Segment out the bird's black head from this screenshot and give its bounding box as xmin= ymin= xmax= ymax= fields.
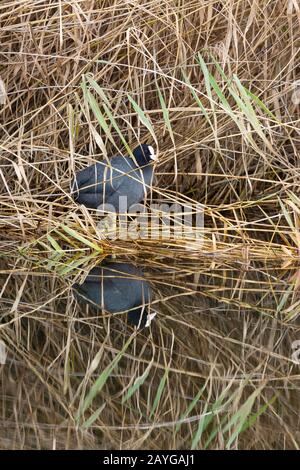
xmin=128 ymin=307 xmax=156 ymax=329
xmin=132 ymin=144 xmax=157 ymax=166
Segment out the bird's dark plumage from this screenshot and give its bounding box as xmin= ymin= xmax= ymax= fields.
xmin=71 ymin=144 xmax=157 ymax=210
xmin=73 ymin=262 xmax=155 ymax=328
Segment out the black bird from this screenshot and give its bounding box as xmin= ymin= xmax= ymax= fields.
xmin=71 ymin=144 xmax=157 ymax=211
xmin=73 ymin=262 xmax=156 ymax=328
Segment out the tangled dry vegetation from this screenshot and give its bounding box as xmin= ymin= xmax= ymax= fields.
xmin=0 ymin=0 xmax=300 ymax=450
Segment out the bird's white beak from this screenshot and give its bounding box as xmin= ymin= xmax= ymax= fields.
xmin=145 ymin=311 xmax=157 ymax=327
xmin=148 ymin=145 xmax=158 ymax=162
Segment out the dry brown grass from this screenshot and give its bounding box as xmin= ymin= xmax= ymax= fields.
xmin=0 ymin=0 xmax=300 ymax=450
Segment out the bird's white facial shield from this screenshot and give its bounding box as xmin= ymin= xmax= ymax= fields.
xmin=145 ymin=311 xmax=157 ymax=327
xmin=148 ymin=145 xmax=158 ymax=161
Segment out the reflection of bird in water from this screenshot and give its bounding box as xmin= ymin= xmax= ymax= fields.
xmin=73 ymin=262 xmax=156 ymax=329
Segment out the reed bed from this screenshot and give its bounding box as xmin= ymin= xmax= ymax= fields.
xmin=0 ymin=0 xmax=300 ymax=449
